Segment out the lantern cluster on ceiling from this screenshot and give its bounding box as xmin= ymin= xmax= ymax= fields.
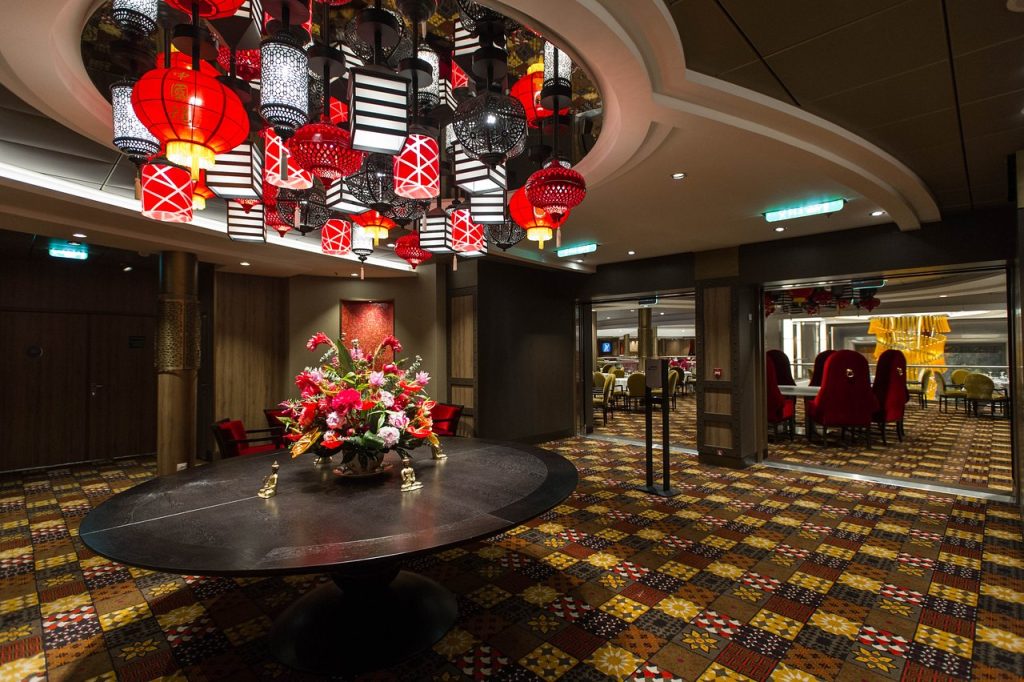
xmin=106 ymin=0 xmax=588 ymax=275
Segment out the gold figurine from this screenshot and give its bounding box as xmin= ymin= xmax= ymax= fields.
xmin=258 ymin=461 xmax=280 ymax=498
xmin=428 ymin=433 xmax=447 ymax=461
xmin=400 ymin=455 xmax=423 ymax=492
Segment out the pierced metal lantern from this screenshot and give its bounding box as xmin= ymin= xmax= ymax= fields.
xmin=343 ymin=8 xmax=409 ymax=67
xmin=383 ymin=197 xmax=429 ymax=223
xmin=111 ymin=0 xmax=158 ymax=36
xmin=541 ymin=42 xmax=572 ymax=111
xmin=484 ymin=221 xmax=526 ymax=251
xmin=351 ymin=223 xmax=375 ymax=275
xmin=394 ymin=231 xmax=432 ymax=269
xmin=349 ymin=67 xmax=411 ymax=155
xmin=452 ymin=90 xmax=527 ymax=167
xmin=277 ymin=177 xmax=330 ymax=233
xmin=110 ymin=80 xmax=159 ymax=164
xmin=414 ymin=46 xmax=441 ymax=112
xmin=260 ymin=31 xmax=309 ymax=138
xmin=321 ymin=218 xmax=352 ymax=255
xmin=347 ymin=152 xmax=398 ymax=212
xmin=227 ymin=200 xmax=267 ymax=243
xmin=166 ymin=0 xmax=245 ymax=19
xmin=287 ymin=122 xmax=365 ymax=181
xmin=525 ymin=159 xmax=586 ymax=221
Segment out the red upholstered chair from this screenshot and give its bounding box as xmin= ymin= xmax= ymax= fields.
xmin=263 ymin=408 xmax=289 ymax=448
xmin=806 ymin=350 xmax=879 ymax=446
xmin=872 ymin=349 xmax=909 ymax=444
xmin=430 ymin=403 xmax=464 ymax=437
xmin=766 ymin=359 xmax=795 ymax=440
xmin=809 ymin=350 xmax=836 ymax=387
xmin=211 ymin=419 xmax=280 ymax=459
xmin=766 ymin=350 xmax=796 ymax=386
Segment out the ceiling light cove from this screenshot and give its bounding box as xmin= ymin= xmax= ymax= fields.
xmin=555 ymin=242 xmax=598 ymax=258
xmin=764 ymin=199 xmax=845 ymax=223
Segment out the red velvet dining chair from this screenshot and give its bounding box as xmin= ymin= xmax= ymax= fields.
xmin=430 ymin=403 xmax=464 ymax=437
xmin=766 ymin=349 xmax=796 ymax=387
xmin=872 ymin=349 xmax=909 ymax=444
xmin=809 ymin=350 xmax=836 ymax=387
xmin=263 ymin=408 xmax=290 ymax=448
xmin=766 ymin=360 xmax=795 ymax=440
xmin=806 ymin=350 xmax=879 ymax=447
xmin=210 ymin=419 xmax=281 ymax=459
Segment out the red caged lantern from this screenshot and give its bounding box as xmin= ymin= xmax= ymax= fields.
xmin=394 ymin=232 xmax=433 ymax=269
xmin=449 ymin=208 xmax=485 ymax=253
xmin=524 ymin=159 xmax=586 ymax=222
xmin=263 ymin=128 xmax=313 ymax=190
xmin=511 ymin=64 xmax=568 ymax=128
xmin=141 ymin=159 xmax=193 ymax=223
xmin=165 ymin=0 xmax=245 ymax=19
xmin=287 ymin=122 xmax=365 ymax=182
xmin=132 ymin=66 xmax=249 ymax=178
xmin=393 ymin=133 xmax=440 ymax=200
xmin=321 ymin=218 xmax=352 ymax=255
xmin=509 ymin=186 xmax=565 ymax=249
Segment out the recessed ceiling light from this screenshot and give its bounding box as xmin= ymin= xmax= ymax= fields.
xmin=774 ymin=226 xmax=786 ymax=233
xmin=68 ymin=240 xmax=82 ymax=246
xmin=659 ymin=312 xmax=665 ymax=315
xmin=122 ymin=265 xmax=133 ymax=272
xmin=386 ymin=242 xmax=395 ymax=248
xmin=240 ymin=261 xmax=250 ymax=267
xmin=870 ymin=210 xmax=886 ymax=217
xmin=671 ymin=172 xmax=687 ymax=181
xmin=627 ymin=250 xmax=636 ymax=255
xmin=629 ymin=309 xmax=634 ymax=312
xmin=575 ymin=259 xmax=583 ymax=263
xmin=350 ymin=273 xmax=359 ymax=277
xmin=72 ymin=232 xmax=87 ymax=239
xmin=939 ymin=294 xmax=948 ymax=298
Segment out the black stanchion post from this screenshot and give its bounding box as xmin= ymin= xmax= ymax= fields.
xmin=644 ymin=384 xmax=654 ymax=489
xmin=641 ymin=357 xmax=680 ymax=498
xmin=661 ymin=358 xmax=671 ymax=493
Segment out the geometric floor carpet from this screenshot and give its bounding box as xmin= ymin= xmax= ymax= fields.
xmin=2 ymin=438 xmax=1023 ymax=680
xmin=593 ymin=398 xmax=1014 ymax=494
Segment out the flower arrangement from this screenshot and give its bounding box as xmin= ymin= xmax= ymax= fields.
xmin=280 ymin=331 xmax=437 ymax=472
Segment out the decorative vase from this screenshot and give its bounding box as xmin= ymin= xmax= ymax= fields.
xmin=311 ymin=447 xmax=334 ymax=469
xmin=335 ymin=447 xmax=389 ymax=478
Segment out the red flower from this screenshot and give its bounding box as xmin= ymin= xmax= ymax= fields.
xmin=361 ymin=399 xmax=377 ymax=411
xmin=382 ymin=363 xmax=400 ymax=375
xmin=295 ymin=371 xmax=320 ymax=399
xmin=321 ymin=431 xmax=343 ymax=449
xmin=298 ymin=403 xmax=317 ymax=428
xmin=306 ymin=332 xmax=332 ymax=352
xmin=380 ymin=335 xmax=403 ymax=353
xmin=399 ymin=380 xmax=421 ymax=393
xmin=331 ymin=388 xmax=362 ymax=413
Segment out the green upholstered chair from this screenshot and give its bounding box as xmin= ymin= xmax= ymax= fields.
xmin=652 ymin=370 xmax=680 ymax=409
xmin=593 ymin=373 xmax=616 ymax=424
xmin=626 ymin=373 xmax=646 ymax=410
xmin=906 ymin=369 xmax=932 ymax=408
xmin=933 ymin=372 xmax=967 ymax=412
xmin=613 ymin=367 xmax=626 ymax=378
xmin=949 ymin=368 xmax=970 ymax=389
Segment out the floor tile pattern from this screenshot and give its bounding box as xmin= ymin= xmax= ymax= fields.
xmin=0 ymin=439 xmax=1022 ymax=680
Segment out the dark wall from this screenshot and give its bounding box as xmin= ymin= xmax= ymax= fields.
xmin=580 ymin=252 xmax=696 ymax=301
xmin=739 ymin=208 xmax=1015 ymax=284
xmin=476 ymin=260 xmax=584 ymax=442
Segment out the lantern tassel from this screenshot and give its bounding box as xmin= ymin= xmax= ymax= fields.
xmin=452 ymin=256 xmax=458 ymax=272
xmin=538 ymin=239 xmax=545 ymax=250
xmin=360 ymin=265 xmax=365 ymax=280
xmin=556 ymin=230 xmax=561 ymax=248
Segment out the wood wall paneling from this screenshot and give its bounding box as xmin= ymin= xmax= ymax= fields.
xmin=213 ymin=273 xmax=288 ymax=440
xmin=448 ymin=292 xmax=476 ymax=437
xmin=704 ymin=388 xmax=732 ymax=416
xmin=703 ymin=286 xmax=731 ymax=381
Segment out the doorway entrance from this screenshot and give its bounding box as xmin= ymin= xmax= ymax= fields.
xmin=761 ymin=268 xmax=1013 ymax=499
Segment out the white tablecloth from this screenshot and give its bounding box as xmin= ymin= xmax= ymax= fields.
xmin=778 ymin=385 xmax=819 ymax=398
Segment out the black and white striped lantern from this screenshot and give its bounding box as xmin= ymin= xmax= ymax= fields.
xmin=226 ymin=201 xmax=266 ymax=243
xmin=207 ymin=143 xmax=260 ymax=201
xmin=348 ymin=66 xmax=411 ymax=155
xmin=453 ymin=142 xmax=506 ymax=195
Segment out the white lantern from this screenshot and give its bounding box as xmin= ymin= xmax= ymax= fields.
xmin=349 ymin=67 xmax=411 ymax=155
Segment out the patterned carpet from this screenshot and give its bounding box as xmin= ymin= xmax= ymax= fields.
xmin=592 ymin=396 xmax=1013 ymax=494
xmin=2 ymin=441 xmax=1024 ymax=681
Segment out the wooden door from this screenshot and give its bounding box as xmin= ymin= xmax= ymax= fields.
xmin=87 ymin=315 xmax=157 ymax=458
xmin=0 ymin=311 xmax=89 ymax=469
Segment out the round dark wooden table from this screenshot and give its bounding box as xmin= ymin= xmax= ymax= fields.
xmin=79 ymin=438 xmax=578 ymax=676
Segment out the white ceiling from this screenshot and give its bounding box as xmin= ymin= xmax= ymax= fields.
xmin=0 ymin=0 xmax=944 ymax=275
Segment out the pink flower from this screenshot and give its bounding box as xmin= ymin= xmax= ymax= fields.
xmin=378 ymin=426 xmax=400 ymax=447
xmin=350 ymin=347 xmax=365 ymax=362
xmin=415 ymin=371 xmax=430 ymax=386
xmin=382 ymin=363 xmax=400 ymax=375
xmin=388 ymin=411 xmax=409 ymax=429
xmin=369 ymin=371 xmax=385 ymax=387
xmin=380 ymin=335 xmax=403 ymax=354
xmin=331 ymin=388 xmax=362 ymax=413
xmin=379 ymin=391 xmax=395 ymax=408
xmin=306 ymin=332 xmax=331 ymax=352
xmin=295 ymin=371 xmax=320 ymax=399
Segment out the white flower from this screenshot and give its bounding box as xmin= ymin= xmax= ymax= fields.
xmin=378 ymin=426 xmax=400 ymax=447
xmin=326 ymin=412 xmax=341 ymax=429
xmin=389 ymin=412 xmax=409 ymax=429
xmin=379 ymin=391 xmax=395 ymax=408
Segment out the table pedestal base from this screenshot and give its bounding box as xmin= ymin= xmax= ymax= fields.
xmin=268 ymin=566 xmax=457 ymax=676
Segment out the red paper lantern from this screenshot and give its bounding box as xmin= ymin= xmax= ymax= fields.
xmin=450 ymin=208 xmax=484 ymax=253
xmin=132 ymin=67 xmax=249 ymax=177
xmin=509 ymin=186 xmax=565 ymax=248
xmin=393 ymin=133 xmax=440 ymax=200
xmin=156 ymin=52 xmax=220 ymax=76
xmin=352 ymin=210 xmax=396 ymax=242
xmin=262 ymin=128 xmax=313 ymax=190
xmin=394 ymin=232 xmax=433 ymax=269
xmin=524 ymin=159 xmax=586 ymax=222
xmin=141 ymin=160 xmax=193 ymax=223
xmin=321 ymin=219 xmax=353 ymax=255
xmin=511 ymin=65 xmax=568 ymax=128
xmin=287 ymin=122 xmax=365 ymax=182
xmin=328 ymin=97 xmax=349 ymax=125
xmin=192 ymin=170 xmax=215 ymax=210
xmin=217 ymin=47 xmax=261 ymax=81
xmin=165 ymin=0 xmax=245 ymax=19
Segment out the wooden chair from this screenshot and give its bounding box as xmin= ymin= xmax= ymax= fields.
xmin=211 ymin=419 xmax=280 ymax=459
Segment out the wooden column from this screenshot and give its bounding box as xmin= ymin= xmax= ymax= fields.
xmin=156 ymin=252 xmax=199 ymax=475
xmin=1013 ymin=152 xmax=1024 ymax=510
xmin=637 ymin=308 xmax=655 ymax=361
xmin=694 ymin=249 xmax=765 ymax=468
